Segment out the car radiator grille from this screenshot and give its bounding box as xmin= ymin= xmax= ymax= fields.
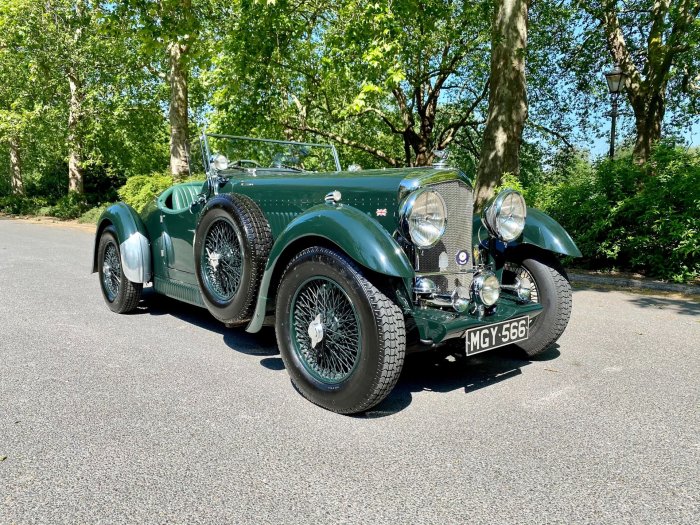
xmin=415 ymin=180 xmax=474 ymax=294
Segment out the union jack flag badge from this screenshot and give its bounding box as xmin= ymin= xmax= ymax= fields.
xmin=376 ymin=209 xmax=387 ymax=217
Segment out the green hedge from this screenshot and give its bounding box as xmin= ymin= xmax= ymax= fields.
xmin=0 ymin=195 xmax=50 ymax=215
xmin=0 ymin=193 xmax=92 ymax=219
xmin=117 ymin=173 xmax=174 ymax=213
xmin=524 ymin=145 xmax=699 ymax=283
xmin=0 ymin=172 xmax=177 ymax=219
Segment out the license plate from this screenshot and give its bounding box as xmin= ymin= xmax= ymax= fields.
xmin=465 ymin=317 xmax=529 ymax=356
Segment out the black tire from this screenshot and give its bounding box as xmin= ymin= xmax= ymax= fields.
xmin=503 ymin=250 xmax=572 ymax=357
xmin=97 ymin=226 xmax=142 ymax=313
xmin=194 ymin=193 xmax=272 ymax=325
xmin=275 ymin=247 xmax=406 ymax=414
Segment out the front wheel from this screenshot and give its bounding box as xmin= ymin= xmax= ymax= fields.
xmin=275 ymin=247 xmax=406 ymax=414
xmin=502 ymin=250 xmax=572 ymax=357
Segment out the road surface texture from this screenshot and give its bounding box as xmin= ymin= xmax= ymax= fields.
xmin=1 ymin=218 xmax=698 ymax=524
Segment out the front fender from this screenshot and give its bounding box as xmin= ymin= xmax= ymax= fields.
xmin=473 ymin=207 xmax=582 ymax=257
xmin=246 ymin=203 xmax=413 ymax=333
xmin=92 ymin=202 xmax=152 ymax=283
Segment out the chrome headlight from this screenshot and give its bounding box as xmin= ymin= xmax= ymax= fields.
xmin=482 ymin=189 xmax=526 ymax=242
xmin=472 ymin=271 xmax=500 ymax=306
xmin=400 ymin=189 xmax=447 ymax=248
xmin=211 ymin=154 xmax=229 ymax=171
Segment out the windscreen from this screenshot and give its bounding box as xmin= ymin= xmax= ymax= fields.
xmin=204 ymin=134 xmax=339 ymax=173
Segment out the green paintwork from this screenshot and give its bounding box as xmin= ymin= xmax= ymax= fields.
xmin=268 ymin=203 xmax=413 ymax=278
xmin=94 ymin=161 xmax=577 ymax=345
xmin=218 ymin=166 xmax=471 ymax=238
xmin=412 ymin=295 xmax=543 ymax=343
xmin=155 ymin=182 xmax=207 ymax=278
xmin=244 ymin=202 xmax=414 ymax=333
xmin=472 ymin=207 xmax=582 ymax=257
xmin=521 ymin=208 xmax=582 ymax=257
xmin=92 ymin=202 xmax=150 ymax=274
xmin=153 ymin=277 xmax=205 ymax=307
xmin=141 ymin=169 xmax=462 ymax=281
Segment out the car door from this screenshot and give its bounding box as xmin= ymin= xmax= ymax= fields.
xmin=156 ymin=184 xmax=205 ymax=283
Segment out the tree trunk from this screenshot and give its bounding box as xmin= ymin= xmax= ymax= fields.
xmin=9 ymin=136 xmax=23 ymax=195
xmin=169 ymin=42 xmax=189 ymax=180
xmin=403 ymin=128 xmax=434 ymax=167
xmin=413 ymin=146 xmax=434 ymax=166
xmin=475 ymin=0 xmax=529 ymax=210
xmin=631 ymin=92 xmax=665 ymax=163
xmin=67 ymin=71 xmax=84 ymax=194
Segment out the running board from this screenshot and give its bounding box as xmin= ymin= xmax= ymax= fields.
xmin=153 ymin=277 xmax=205 ymax=308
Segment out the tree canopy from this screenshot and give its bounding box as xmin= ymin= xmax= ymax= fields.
xmin=0 ymin=0 xmax=698 ymax=194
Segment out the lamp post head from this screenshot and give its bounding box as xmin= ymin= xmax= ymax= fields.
xmin=604 ymin=63 xmax=626 ymax=94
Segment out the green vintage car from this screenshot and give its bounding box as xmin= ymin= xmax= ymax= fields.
xmin=92 ymin=133 xmax=580 ymax=414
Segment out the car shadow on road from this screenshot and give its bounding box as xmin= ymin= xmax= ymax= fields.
xmin=362 ymin=345 xmax=560 ymax=418
xmin=139 ymin=289 xmax=279 ymax=357
xmin=138 ymin=288 xmax=560 ymax=417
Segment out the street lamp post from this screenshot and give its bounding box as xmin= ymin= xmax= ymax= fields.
xmin=604 ymin=63 xmax=626 ymax=158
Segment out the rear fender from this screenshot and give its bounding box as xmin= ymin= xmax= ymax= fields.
xmin=246 ymin=203 xmax=413 ymax=333
xmin=92 ymin=202 xmax=152 ymax=283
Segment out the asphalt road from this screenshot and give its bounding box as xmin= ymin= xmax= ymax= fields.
xmin=1 ymin=218 xmax=698 ymax=525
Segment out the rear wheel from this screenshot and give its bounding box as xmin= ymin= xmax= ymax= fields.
xmin=502 ymin=250 xmax=572 ymax=357
xmin=97 ymin=227 xmax=142 ymax=313
xmin=275 ymin=247 xmax=406 ymax=414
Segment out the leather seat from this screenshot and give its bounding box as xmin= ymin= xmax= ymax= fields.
xmin=170 ymin=183 xmax=202 ymax=211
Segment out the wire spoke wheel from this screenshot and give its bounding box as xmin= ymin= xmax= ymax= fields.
xmin=102 ymin=242 xmax=121 ymax=302
xmin=97 ymin=227 xmax=142 ymax=314
xmin=504 ymin=262 xmax=540 ymax=326
xmin=276 ymin=247 xmax=406 ymax=413
xmin=201 ymin=218 xmax=243 ymax=302
xmin=504 ymin=262 xmax=540 ymax=303
xmin=291 ymin=277 xmax=361 ymax=384
xmin=502 ymin=252 xmax=572 ymax=357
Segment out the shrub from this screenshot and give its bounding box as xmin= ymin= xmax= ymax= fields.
xmin=117 ymin=173 xmax=174 ymax=213
xmin=49 ymin=193 xmax=92 ymax=219
xmin=494 ymin=172 xmax=526 ymax=194
xmin=78 ymin=202 xmax=115 ymax=224
xmin=527 ymin=145 xmax=699 ymax=283
xmin=0 ymin=195 xmax=50 ymax=215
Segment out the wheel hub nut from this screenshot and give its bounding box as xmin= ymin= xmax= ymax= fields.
xmin=308 ymin=313 xmax=324 ymax=348
xmin=516 ymin=280 xmax=531 ymax=302
xmin=206 ymin=248 xmax=221 ymax=270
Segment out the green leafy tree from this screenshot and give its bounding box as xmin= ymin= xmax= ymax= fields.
xmin=564 ymin=0 xmax=700 ymax=163
xmin=0 ymin=0 xmax=66 ymax=194
xmin=211 ymin=0 xmax=492 ymax=168
xmin=115 ymin=0 xmax=221 ymax=179
xmin=0 ymin=0 xmax=170 ymax=197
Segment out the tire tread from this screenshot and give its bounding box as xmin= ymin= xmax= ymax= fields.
xmin=117 ymin=279 xmax=143 ymax=314
xmin=515 ymin=253 xmax=572 ymax=357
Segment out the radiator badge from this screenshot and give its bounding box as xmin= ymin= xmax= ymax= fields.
xmin=455 ymin=250 xmax=470 ymax=266
xmin=376 ymin=208 xmax=387 ymax=217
